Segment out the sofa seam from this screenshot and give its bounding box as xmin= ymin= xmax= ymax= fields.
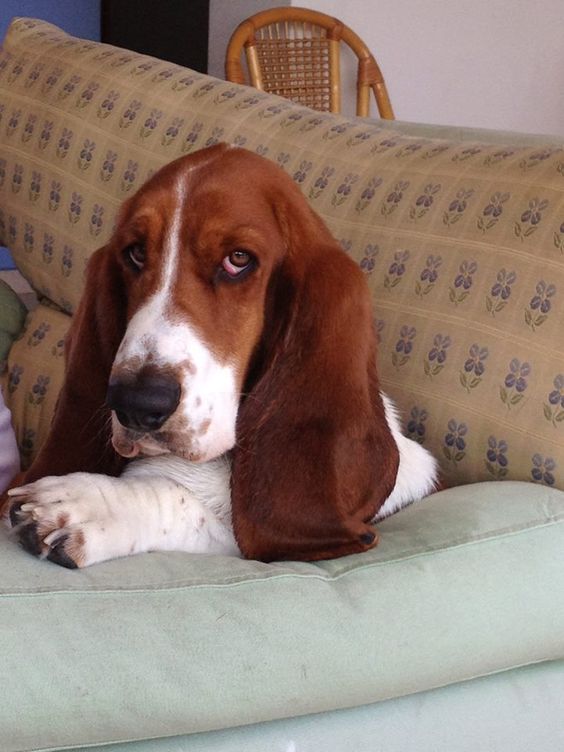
xmin=1 ymin=514 xmax=563 ymax=597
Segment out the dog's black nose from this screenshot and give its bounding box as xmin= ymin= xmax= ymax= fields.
xmin=106 ymin=374 xmax=181 ymax=432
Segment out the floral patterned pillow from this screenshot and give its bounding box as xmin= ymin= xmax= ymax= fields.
xmin=0 ymin=18 xmax=563 ymax=490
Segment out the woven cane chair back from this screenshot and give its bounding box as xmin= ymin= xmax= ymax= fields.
xmin=225 ymin=6 xmax=394 ymax=119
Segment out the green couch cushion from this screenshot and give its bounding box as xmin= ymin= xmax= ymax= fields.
xmin=1 ymin=480 xmax=563 ymax=752
xmin=0 ymin=278 xmax=27 ymax=371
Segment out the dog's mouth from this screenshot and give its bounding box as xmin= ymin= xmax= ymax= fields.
xmin=110 ymin=417 xmax=171 ymax=459
xmin=110 ymin=417 xmax=209 ymax=462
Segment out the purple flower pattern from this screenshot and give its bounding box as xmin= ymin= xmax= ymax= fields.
xmin=309 ymin=166 xmax=335 ymax=200
xmin=381 ymin=181 xmax=409 ymax=217
xmin=97 ymin=90 xmax=120 ymax=119
xmin=28 ymin=171 xmax=41 ymax=202
xmin=21 ymin=114 xmax=37 ymax=143
xmin=100 ymin=151 xmax=117 ymax=182
xmin=28 ymin=375 xmax=51 ymax=406
xmin=49 ymin=181 xmax=62 ymax=212
xmin=384 ymin=250 xmax=410 ymax=290
xmin=531 ymin=454 xmax=556 ymax=485
xmin=57 ymin=127 xmax=73 ymax=159
xmin=119 ymin=100 xmax=141 ymax=129
xmin=11 ymin=164 xmax=23 ymax=194
xmin=204 ymin=126 xmax=225 ymax=148
xmin=121 ymin=161 xmax=138 ymax=193
xmin=24 ymin=223 xmax=34 ymax=253
xmin=449 ymin=260 xmax=477 ymax=305
xmin=409 ymin=183 xmax=441 ymax=220
xmin=407 ymin=407 xmax=429 ymax=445
xmin=182 ymin=122 xmax=203 ymax=153
xmin=42 ymin=234 xmax=54 ymax=264
xmin=347 ymin=130 xmax=374 ymax=148
xmin=139 ymin=108 xmax=163 ymax=138
xmin=392 ymin=325 xmax=416 ymax=369
xmin=76 ymin=81 xmax=100 ymax=109
xmin=359 ymin=244 xmax=379 ymax=275
xmin=460 ymin=344 xmax=489 ymax=392
xmin=485 ymin=436 xmax=509 ymax=479
xmin=38 ymin=120 xmax=54 ymax=150
xmin=89 ymin=204 xmax=104 ymax=237
xmin=424 ymin=334 xmax=452 ymax=377
xmin=292 ymin=160 xmax=313 ymax=184
xmin=483 ymin=148 xmax=515 ymax=167
xmin=443 ymin=188 xmax=474 ymax=226
xmin=77 ymin=139 xmax=96 ymax=171
xmin=332 ymin=173 xmax=359 ymax=206
xmin=8 ymin=364 xmax=24 ymax=394
xmin=500 ymin=358 xmax=531 ymax=409
xmin=58 ymin=74 xmax=81 ymax=100
xmin=477 ymin=191 xmax=510 ymax=232
xmin=62 ymin=246 xmax=73 ymax=277
xmin=443 ymin=420 xmax=468 ymax=464
xmin=452 ymin=146 xmax=482 ymax=162
xmin=525 ymin=280 xmax=556 ymax=331
xmin=544 ymin=375 xmax=564 ymax=427
xmin=162 ymin=117 xmax=184 ymax=146
xmin=519 ymin=148 xmax=561 ymax=171
xmin=486 ymin=269 xmax=517 ymax=315
xmin=514 ymin=197 xmax=549 ymax=241
xmin=6 ymin=108 xmax=21 ymax=136
xmin=68 ymin=192 xmax=83 ymax=224
xmin=28 ymin=322 xmax=50 ymax=347
xmin=355 ymin=176 xmax=383 ymax=212
xmin=415 ymin=255 xmax=442 ymax=297
xmin=554 ymin=221 xmax=564 ymax=254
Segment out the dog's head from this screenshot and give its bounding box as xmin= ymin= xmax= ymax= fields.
xmin=105 ymin=144 xmax=307 ymax=462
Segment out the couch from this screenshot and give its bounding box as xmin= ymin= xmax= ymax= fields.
xmin=0 ymin=18 xmax=563 ymax=752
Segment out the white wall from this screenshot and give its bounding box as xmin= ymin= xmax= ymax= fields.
xmin=209 ymin=0 xmax=564 ymax=136
xmin=208 ymin=0 xmax=289 ymax=84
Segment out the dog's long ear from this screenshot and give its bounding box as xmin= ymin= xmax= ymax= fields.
xmin=231 ymin=188 xmax=400 ymax=562
xmin=24 ymin=247 xmax=127 ymax=482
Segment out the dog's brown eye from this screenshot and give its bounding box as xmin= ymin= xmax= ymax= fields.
xmin=222 ymin=250 xmax=252 ymax=277
xmin=125 ymin=243 xmax=145 ymax=271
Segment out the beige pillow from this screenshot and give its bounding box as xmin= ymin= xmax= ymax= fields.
xmin=0 ymin=18 xmax=563 ymax=489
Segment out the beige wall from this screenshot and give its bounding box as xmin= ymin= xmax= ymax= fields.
xmin=209 ymin=0 xmax=564 ymax=136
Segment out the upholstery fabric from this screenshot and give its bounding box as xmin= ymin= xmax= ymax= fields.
xmin=0 ymin=277 xmax=27 ymax=369
xmin=46 ymin=661 xmax=564 ymax=752
xmin=0 ymin=18 xmax=563 ymax=486
xmin=1 ymin=302 xmax=66 ymax=468
xmin=1 ymin=480 xmax=563 ymax=751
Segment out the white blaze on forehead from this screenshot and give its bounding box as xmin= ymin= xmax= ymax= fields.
xmin=113 ymin=172 xmax=239 ymax=459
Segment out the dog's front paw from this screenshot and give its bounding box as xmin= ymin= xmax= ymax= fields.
xmin=8 ymin=475 xmax=104 ymax=568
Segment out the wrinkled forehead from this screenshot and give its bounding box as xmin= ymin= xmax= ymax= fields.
xmin=125 ymin=148 xmax=281 ymax=219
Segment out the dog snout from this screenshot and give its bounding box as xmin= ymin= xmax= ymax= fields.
xmin=106 ymin=373 xmax=181 ymax=432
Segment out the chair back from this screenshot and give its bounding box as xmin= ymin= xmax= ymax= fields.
xmin=225 ymin=6 xmax=394 ymax=119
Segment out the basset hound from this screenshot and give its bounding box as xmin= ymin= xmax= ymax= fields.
xmin=6 ymin=144 xmax=438 ymax=568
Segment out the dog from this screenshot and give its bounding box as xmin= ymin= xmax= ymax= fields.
xmin=7 ymin=144 xmax=438 ymax=568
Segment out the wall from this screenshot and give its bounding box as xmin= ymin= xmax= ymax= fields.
xmin=209 ymin=0 xmax=564 ymax=137
xmin=208 ymin=0 xmax=288 ymax=85
xmin=0 ymin=0 xmax=100 ymax=45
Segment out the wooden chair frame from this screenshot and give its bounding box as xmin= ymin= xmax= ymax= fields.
xmin=225 ymin=6 xmax=394 ymax=119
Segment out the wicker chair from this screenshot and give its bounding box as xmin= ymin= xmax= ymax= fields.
xmin=225 ymin=6 xmax=394 ymax=119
